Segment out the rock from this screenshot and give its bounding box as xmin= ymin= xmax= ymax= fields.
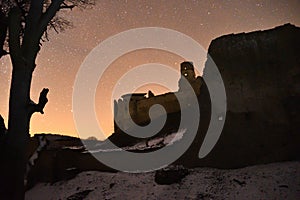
xmin=109 ymin=183 xmax=115 ymax=189
xmin=233 ymin=178 xmax=246 ymax=186
xmin=154 ymin=165 xmax=189 ymax=185
xmin=66 ymin=189 xmax=93 ymax=200
xmin=25 ymin=135 xmax=115 ymax=188
xmin=181 ymin=23 xmax=300 ymax=169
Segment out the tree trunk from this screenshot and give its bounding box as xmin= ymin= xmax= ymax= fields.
xmin=0 ymin=2 xmax=61 ymax=199
xmin=0 ymin=64 xmax=33 ymax=200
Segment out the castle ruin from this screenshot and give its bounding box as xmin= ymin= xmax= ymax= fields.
xmin=113 ymin=61 xmax=202 ymax=134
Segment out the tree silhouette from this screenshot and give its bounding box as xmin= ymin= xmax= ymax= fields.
xmin=0 ymin=1 xmax=94 ymax=199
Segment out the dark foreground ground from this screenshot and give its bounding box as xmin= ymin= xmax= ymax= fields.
xmin=26 ymin=161 xmax=300 ymax=200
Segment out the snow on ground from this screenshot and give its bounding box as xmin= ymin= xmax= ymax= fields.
xmin=87 ymin=129 xmax=186 ymax=153
xmin=25 ymin=161 xmax=300 ymax=200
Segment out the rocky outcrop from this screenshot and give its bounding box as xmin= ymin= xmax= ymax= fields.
xmin=25 ymin=134 xmax=114 ymax=189
xmin=182 ymin=23 xmax=300 ymax=168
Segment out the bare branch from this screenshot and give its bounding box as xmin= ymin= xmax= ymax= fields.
xmin=21 ymin=0 xmax=44 ymax=60
xmin=40 ymin=0 xmax=64 ymax=34
xmin=2 ymin=0 xmax=95 ymax=52
xmin=8 ymin=6 xmax=22 ymax=63
xmin=22 ymin=0 xmax=43 ymax=36
xmin=49 ymin=21 xmax=59 ymax=33
xmin=60 ymin=2 xmax=75 ymax=10
xmin=24 ymin=0 xmax=43 ymax=25
xmin=64 ymin=0 xmax=95 ymax=9
xmin=29 ymin=88 xmax=49 ymax=115
xmin=0 ymin=10 xmax=8 ymax=59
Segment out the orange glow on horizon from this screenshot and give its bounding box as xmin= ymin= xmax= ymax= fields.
xmin=0 ymin=1 xmax=299 ymax=140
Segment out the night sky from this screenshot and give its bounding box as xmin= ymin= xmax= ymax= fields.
xmin=0 ymin=0 xmax=299 ymax=139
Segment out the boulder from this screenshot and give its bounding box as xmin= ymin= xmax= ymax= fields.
xmin=154 ymin=165 xmax=189 ymax=185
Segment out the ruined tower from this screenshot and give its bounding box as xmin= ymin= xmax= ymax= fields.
xmin=181 ymin=61 xmax=196 ymax=80
xmin=113 ymin=61 xmax=202 ymax=136
xmin=178 ymin=61 xmax=201 ymax=94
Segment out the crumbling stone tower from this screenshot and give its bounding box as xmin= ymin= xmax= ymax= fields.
xmin=181 ymin=61 xmax=196 ymax=80
xmin=178 ymin=61 xmax=202 ymax=94
xmin=113 ymin=61 xmax=202 ymax=136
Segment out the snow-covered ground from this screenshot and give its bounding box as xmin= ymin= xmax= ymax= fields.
xmin=86 ymin=129 xmax=186 ymax=153
xmin=25 ymin=161 xmax=300 ymax=200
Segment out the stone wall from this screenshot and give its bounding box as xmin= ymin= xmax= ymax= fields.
xmin=181 ymin=23 xmax=300 ymax=168
xmin=105 ymin=24 xmax=300 ymax=168
xmin=114 ymin=62 xmax=202 ymax=136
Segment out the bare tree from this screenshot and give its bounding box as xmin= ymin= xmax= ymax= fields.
xmin=0 ymin=1 xmax=94 ymax=199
